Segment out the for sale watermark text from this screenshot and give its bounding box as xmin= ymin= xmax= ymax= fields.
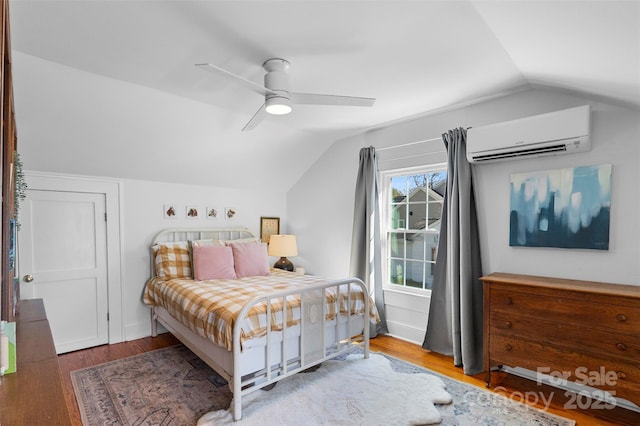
xmin=537 ymin=366 xmax=619 ymax=387
xmin=466 ymin=367 xmax=620 ymax=411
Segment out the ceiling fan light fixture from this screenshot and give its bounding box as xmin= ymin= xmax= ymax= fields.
xmin=265 ymin=96 xmax=292 ymax=115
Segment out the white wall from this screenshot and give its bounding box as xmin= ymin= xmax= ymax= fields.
xmin=287 ymin=133 xmax=365 ymax=278
xmin=122 ymin=178 xmax=287 ymax=340
xmin=288 ymin=88 xmax=640 ymax=343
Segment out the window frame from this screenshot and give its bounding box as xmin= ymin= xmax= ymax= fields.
xmin=379 ymin=163 xmax=447 ymax=296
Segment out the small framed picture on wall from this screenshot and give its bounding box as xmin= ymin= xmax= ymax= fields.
xmin=225 ymin=207 xmax=237 ymax=220
xmin=163 ymin=204 xmax=178 ymax=219
xmin=206 ymin=207 xmax=219 ymax=220
xmin=186 ymin=205 xmax=200 ymax=220
xmin=260 ymin=216 xmax=280 ymax=244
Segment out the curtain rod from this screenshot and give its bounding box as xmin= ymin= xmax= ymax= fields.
xmin=376 ymin=136 xmax=442 ymax=152
xmin=378 ymin=151 xmax=444 ymax=163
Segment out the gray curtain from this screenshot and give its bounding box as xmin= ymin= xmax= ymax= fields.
xmin=422 ymin=128 xmax=483 ymax=375
xmin=349 ymin=146 xmax=388 ymax=337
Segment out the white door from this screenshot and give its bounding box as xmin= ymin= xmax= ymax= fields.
xmin=18 ymin=189 xmax=109 ymax=353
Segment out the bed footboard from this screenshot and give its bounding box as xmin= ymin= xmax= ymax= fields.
xmin=231 ymin=277 xmax=370 ymax=421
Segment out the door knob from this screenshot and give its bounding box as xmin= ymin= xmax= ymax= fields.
xmin=23 ymin=274 xmax=34 ymax=282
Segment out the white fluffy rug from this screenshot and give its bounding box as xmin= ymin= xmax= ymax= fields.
xmin=198 ymin=353 xmax=452 ymax=425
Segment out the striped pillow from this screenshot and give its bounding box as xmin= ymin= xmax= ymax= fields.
xmin=153 ymin=242 xmax=191 ymax=279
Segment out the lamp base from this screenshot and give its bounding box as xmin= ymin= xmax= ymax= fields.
xmin=273 ymin=257 xmax=294 ymax=272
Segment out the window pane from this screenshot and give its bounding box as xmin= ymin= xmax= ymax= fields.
xmin=408 ymin=174 xmax=428 ymax=191
xmin=391 ymin=176 xmax=407 ymax=198
xmin=405 ymin=234 xmax=425 ymax=261
xmin=424 ymin=262 xmax=435 ymax=290
xmin=428 ymin=171 xmax=447 ymax=193
xmin=405 ymin=261 xmax=424 ymax=289
xmin=408 ymin=202 xmax=427 ymax=230
xmin=425 ymin=233 xmax=439 ymax=261
xmin=407 ymin=175 xmax=419 ymax=193
xmin=390 ymin=203 xmax=406 ymax=229
xmin=427 ymin=201 xmax=443 ymax=228
xmin=389 ymin=233 xmax=405 ymax=258
xmin=389 ymin=259 xmax=404 ymax=286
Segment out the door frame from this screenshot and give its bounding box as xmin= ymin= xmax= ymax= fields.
xmin=22 ymin=171 xmax=123 ymax=344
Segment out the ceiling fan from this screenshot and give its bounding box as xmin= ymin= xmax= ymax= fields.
xmin=196 ymin=58 xmax=375 ymax=131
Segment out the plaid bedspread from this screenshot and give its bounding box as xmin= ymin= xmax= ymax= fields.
xmin=143 ymin=269 xmax=379 ymax=351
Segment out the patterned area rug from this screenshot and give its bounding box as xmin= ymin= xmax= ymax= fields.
xmin=71 ymin=344 xmax=576 ymax=425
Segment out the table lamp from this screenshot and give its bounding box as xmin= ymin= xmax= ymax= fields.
xmin=268 ymin=234 xmax=298 ymax=271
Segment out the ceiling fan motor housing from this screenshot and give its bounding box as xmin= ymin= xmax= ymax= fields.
xmin=263 ymin=58 xmax=292 ymax=114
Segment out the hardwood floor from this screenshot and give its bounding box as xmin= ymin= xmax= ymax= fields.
xmin=58 ymin=334 xmax=639 ymax=425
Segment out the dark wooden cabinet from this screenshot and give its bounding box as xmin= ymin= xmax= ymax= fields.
xmin=0 ymin=299 xmax=72 ymax=425
xmin=482 ymin=273 xmax=640 ymax=405
xmin=1 ymin=0 xmax=18 ymax=322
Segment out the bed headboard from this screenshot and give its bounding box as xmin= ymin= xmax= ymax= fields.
xmin=149 ymin=228 xmax=257 ymax=277
xmin=151 ymin=227 xmax=256 ymax=244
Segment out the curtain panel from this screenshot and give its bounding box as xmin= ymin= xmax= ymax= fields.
xmin=422 ymin=128 xmax=483 ymax=375
xmin=349 ymin=146 xmax=388 ymax=337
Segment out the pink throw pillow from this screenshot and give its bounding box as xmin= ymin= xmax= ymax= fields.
xmin=229 ymin=242 xmax=270 ymax=278
xmin=192 ymin=245 xmax=237 ymax=280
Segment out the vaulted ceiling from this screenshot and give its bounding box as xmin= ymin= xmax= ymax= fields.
xmin=8 ymin=1 xmax=640 ymax=189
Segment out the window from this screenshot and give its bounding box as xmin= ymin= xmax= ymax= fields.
xmin=381 ymin=165 xmax=447 ymax=292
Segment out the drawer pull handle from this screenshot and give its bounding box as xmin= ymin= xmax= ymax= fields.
xmin=505 ymin=297 xmax=513 ymax=305
xmin=505 ymin=321 xmax=513 ymax=328
xmin=616 ymin=343 xmax=627 ymax=351
xmin=505 ymin=344 xmax=512 ymax=351
xmin=616 ymin=314 xmax=627 ymax=322
xmin=617 ymin=372 xmax=626 ymax=380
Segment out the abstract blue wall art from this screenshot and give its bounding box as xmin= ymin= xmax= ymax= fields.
xmin=509 ymin=164 xmax=611 ymax=250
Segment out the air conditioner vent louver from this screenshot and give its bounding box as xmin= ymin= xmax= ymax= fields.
xmin=473 ymin=143 xmax=568 ymax=162
xmin=466 ymin=105 xmax=591 ymax=164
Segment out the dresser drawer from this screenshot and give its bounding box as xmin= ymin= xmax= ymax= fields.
xmin=489 ymin=311 xmax=640 ymax=360
xmin=490 ymin=335 xmax=640 ymax=404
xmin=488 ymin=288 xmax=640 ymax=334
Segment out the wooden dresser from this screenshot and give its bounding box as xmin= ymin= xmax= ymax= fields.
xmin=0 ymin=299 xmax=72 ymax=425
xmin=481 ymin=273 xmax=640 ymax=406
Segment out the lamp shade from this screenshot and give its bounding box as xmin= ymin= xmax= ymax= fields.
xmin=268 ymin=235 xmax=298 ymax=257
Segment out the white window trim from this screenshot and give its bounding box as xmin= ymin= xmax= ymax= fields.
xmin=379 ymin=163 xmax=446 ymax=295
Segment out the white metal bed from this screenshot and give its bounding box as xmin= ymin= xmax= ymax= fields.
xmin=145 ymin=228 xmax=371 ymax=421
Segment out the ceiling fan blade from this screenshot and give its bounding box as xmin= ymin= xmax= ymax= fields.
xmin=196 ymin=63 xmax=277 ymax=97
xmin=291 ymin=92 xmax=375 ymax=107
xmin=242 ymin=103 xmax=267 ymax=132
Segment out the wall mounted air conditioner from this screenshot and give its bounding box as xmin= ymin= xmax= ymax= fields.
xmin=466 ymin=105 xmax=591 ymax=164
